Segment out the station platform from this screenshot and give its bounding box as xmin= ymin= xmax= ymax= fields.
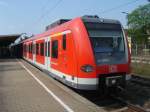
xmin=0 ymin=59 xmax=105 ymax=112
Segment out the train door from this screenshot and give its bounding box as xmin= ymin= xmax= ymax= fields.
xmin=61 ymin=32 xmax=77 ymax=85
xmin=35 ymin=39 xmax=45 ymax=66
xmin=60 ymin=34 xmax=68 ymax=74
xmin=51 ymin=36 xmax=60 ymax=71
xmin=45 ymin=37 xmax=51 ymax=71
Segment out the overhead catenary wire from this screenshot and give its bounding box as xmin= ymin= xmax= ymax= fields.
xmin=100 ymin=0 xmax=140 ymax=14
xmin=40 ymin=0 xmax=52 ymax=12
xmin=31 ymin=0 xmax=141 ymax=33
xmin=34 ymin=0 xmax=63 ymax=26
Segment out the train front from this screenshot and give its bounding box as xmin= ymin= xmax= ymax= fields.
xmin=82 ymin=16 xmax=131 ymax=89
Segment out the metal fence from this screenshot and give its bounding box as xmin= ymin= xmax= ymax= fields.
xmin=131 ymin=44 xmax=150 ymax=57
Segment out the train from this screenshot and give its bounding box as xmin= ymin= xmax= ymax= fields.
xmin=23 ymin=15 xmax=131 ymax=90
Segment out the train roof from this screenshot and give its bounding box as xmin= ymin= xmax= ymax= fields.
xmin=82 ymin=15 xmax=120 ymax=24
xmin=23 ymin=15 xmax=121 ymax=43
xmin=45 ymin=19 xmax=70 ymax=31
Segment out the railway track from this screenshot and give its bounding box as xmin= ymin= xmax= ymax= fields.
xmin=110 ymin=87 xmax=150 ymax=112
xmin=111 ymin=95 xmax=148 ymax=112
xmin=131 ymin=74 xmax=150 ymax=87
xmin=75 ymin=74 xmax=150 ymax=112
xmin=127 ymin=104 xmax=148 ymax=112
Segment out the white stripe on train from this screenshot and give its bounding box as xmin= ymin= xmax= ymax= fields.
xmin=25 ymin=57 xmax=98 ymax=85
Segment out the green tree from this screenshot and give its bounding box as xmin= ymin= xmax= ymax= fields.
xmin=127 ymin=3 xmax=150 ymax=44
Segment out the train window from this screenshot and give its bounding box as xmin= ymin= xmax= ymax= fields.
xmin=62 ymin=34 xmax=66 ymax=50
xmin=45 ymin=42 xmax=47 ymax=56
xmin=29 ymin=44 xmax=30 ymax=53
xmin=36 ymin=43 xmax=39 ymax=55
xmin=30 ymin=44 xmax=31 ymax=53
xmin=29 ymin=44 xmax=31 ymax=53
xmin=33 ymin=44 xmax=35 ymax=54
xmin=28 ymin=45 xmax=29 ymax=53
xmin=28 ymin=45 xmax=30 ymax=53
xmin=26 ymin=45 xmax=28 ymax=52
xmin=23 ymin=45 xmax=24 ymax=52
xmin=40 ymin=43 xmax=44 ymax=56
xmin=27 ymin=45 xmax=29 ymax=52
xmin=52 ymin=40 xmax=58 ymax=58
xmin=24 ymin=45 xmax=26 ymax=52
xmin=31 ymin=43 xmax=33 ymax=53
xmin=48 ymin=42 xmax=50 ymax=57
xmin=26 ymin=45 xmax=27 ymax=52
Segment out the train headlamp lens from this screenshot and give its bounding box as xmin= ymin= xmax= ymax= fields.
xmin=81 ymin=65 xmax=94 ymax=72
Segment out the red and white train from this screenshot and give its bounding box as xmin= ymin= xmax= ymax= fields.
xmin=23 ymin=15 xmax=131 ymax=90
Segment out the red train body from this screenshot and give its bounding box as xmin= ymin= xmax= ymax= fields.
xmin=23 ymin=15 xmax=131 ymax=90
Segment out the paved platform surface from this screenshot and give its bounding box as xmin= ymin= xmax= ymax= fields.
xmin=0 ymin=59 xmax=106 ymax=112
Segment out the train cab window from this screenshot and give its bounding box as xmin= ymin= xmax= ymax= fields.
xmin=52 ymin=40 xmax=58 ymax=58
xmin=36 ymin=43 xmax=39 ymax=55
xmin=48 ymin=42 xmax=50 ymax=57
xmin=40 ymin=43 xmax=44 ymax=56
xmin=62 ymin=34 xmax=66 ymax=50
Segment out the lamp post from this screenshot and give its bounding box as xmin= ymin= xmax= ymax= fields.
xmin=121 ymin=12 xmax=129 ymax=31
xmin=122 ymin=12 xmax=129 ymax=15
xmin=122 ymin=12 xmax=133 ymax=54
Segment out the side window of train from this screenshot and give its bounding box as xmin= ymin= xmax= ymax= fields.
xmin=48 ymin=42 xmax=50 ymax=57
xmin=27 ymin=45 xmax=29 ymax=53
xmin=33 ymin=44 xmax=35 ymax=54
xmin=36 ymin=43 xmax=39 ymax=55
xmin=62 ymin=34 xmax=66 ymax=50
xmin=28 ymin=44 xmax=30 ymax=53
xmin=24 ymin=45 xmax=25 ymax=52
xmin=29 ymin=44 xmax=31 ymax=53
xmin=31 ymin=43 xmax=33 ymax=53
xmin=30 ymin=44 xmax=31 ymax=53
xmin=40 ymin=43 xmax=44 ymax=56
xmin=52 ymin=40 xmax=58 ymax=58
xmin=26 ymin=45 xmax=28 ymax=52
xmin=45 ymin=42 xmax=47 ymax=56
xmin=28 ymin=45 xmax=29 ymax=52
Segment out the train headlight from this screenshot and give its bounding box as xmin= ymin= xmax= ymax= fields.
xmin=81 ymin=65 xmax=94 ymax=72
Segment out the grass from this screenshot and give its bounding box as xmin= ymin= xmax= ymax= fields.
xmin=131 ymin=63 xmax=150 ymax=78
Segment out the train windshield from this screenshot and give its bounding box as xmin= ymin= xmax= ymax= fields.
xmin=89 ymin=30 xmax=125 ymax=53
xmin=84 ymin=22 xmax=127 ymax=65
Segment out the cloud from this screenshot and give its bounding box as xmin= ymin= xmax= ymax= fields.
xmin=0 ymin=1 xmax=8 ymax=7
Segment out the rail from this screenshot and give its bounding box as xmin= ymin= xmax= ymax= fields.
xmin=131 ymin=74 xmax=150 ymax=87
xmin=127 ymin=103 xmax=148 ymax=112
xmin=111 ymin=94 xmax=148 ymax=112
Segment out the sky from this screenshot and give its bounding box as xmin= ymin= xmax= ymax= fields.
xmin=0 ymin=0 xmax=149 ymax=35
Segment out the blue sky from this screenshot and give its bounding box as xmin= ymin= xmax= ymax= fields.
xmin=0 ymin=0 xmax=149 ymax=35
